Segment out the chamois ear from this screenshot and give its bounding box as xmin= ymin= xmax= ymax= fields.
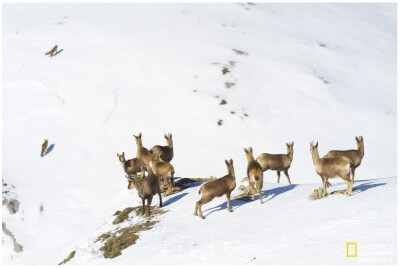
xmin=229 ymin=159 xmax=233 ymax=165
xmin=225 ymin=159 xmax=229 ymax=165
xmin=355 ymin=136 xmax=359 ymax=142
xmin=139 ymin=133 xmax=142 ymax=138
xmin=249 ymin=147 xmax=253 ymax=153
xmin=244 ymin=148 xmax=248 ymax=153
xmin=360 ymin=136 xmax=363 ymax=141
xmin=291 ymin=141 xmax=294 ymax=146
xmin=117 ymin=153 xmax=120 ymax=157
xmin=122 ymin=152 xmax=125 ymax=156
xmin=315 ymin=141 xmax=318 ymax=147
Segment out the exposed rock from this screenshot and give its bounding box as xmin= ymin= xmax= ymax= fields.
xmin=2 ymin=222 xmax=23 ymax=253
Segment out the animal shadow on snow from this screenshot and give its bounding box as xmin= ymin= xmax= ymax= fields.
xmin=203 ymin=198 xmax=247 ymax=218
xmin=353 ymin=181 xmax=387 ymax=193
xmin=163 ymin=192 xmax=188 ymax=207
xmin=44 ymin=144 xmax=55 ymax=156
xmin=54 ymin=49 xmax=64 ymax=56
xmin=263 ymin=184 xmax=297 ymax=202
xmin=203 ymin=184 xmax=297 ymax=217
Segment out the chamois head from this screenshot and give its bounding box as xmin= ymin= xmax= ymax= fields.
xmin=133 ymin=133 xmax=143 ymax=147
xmin=286 ymin=142 xmax=294 ymax=153
xmin=244 ymin=147 xmax=254 ymax=158
xmin=310 ymin=141 xmax=318 ymax=152
xmin=355 ymin=136 xmax=364 ymax=149
xmin=225 ymin=159 xmax=234 ymax=175
xmin=117 ymin=152 xmax=126 ymax=163
xmin=164 ymin=133 xmax=173 ymax=146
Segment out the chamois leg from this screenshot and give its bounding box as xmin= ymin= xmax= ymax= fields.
xmin=340 ymin=173 xmax=353 ymax=196
xmin=351 ymin=168 xmax=356 ymax=183
xmin=196 ymin=195 xmax=212 ymax=219
xmin=321 ymin=176 xmax=328 ymax=197
xmin=140 ymin=166 xmax=145 ymax=178
xmin=146 ymin=196 xmax=153 ymax=217
xmin=158 ymin=191 xmax=163 ymax=207
xmin=249 ymin=181 xmax=255 ymax=201
xmin=283 ymin=169 xmax=292 ymax=184
xmin=164 ymin=176 xmax=173 ymax=197
xmin=226 ymin=193 xmax=232 ymax=212
xmin=323 ymin=179 xmax=332 ymax=188
xmin=257 ymin=183 xmax=263 ymax=204
xmin=277 ymin=171 xmax=281 ymax=183
xmin=141 ymin=198 xmax=146 ymax=216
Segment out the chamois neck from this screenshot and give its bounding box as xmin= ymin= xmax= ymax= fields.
xmin=246 ymin=154 xmax=254 ymax=163
xmin=311 ymin=149 xmax=320 ymax=165
xmin=121 ymin=162 xmax=127 ymax=172
xmin=358 ymin=142 xmax=364 ymax=157
xmin=287 ymin=149 xmax=294 ymax=161
xmin=227 ymin=167 xmax=235 ymax=179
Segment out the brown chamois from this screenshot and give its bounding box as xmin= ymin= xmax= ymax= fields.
xmin=150 ymin=153 xmax=175 ymax=196
xmin=127 ymin=164 xmax=162 ymax=217
xmin=256 ymin=142 xmax=294 ymax=184
xmin=194 ymin=159 xmax=236 ymax=219
xmin=244 ymin=147 xmax=264 ymax=204
xmin=323 ymin=136 xmax=364 ymax=184
xmin=133 ymin=133 xmax=154 ymax=177
xmin=117 ymin=152 xmax=143 ymax=176
xmin=45 ymin=45 xmax=58 ymax=58
xmin=310 ymin=141 xmax=354 ymax=197
xmin=150 ymin=133 xmax=174 ymax=162
xmin=40 ymin=139 xmax=48 ymax=157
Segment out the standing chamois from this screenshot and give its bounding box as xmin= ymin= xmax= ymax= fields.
xmin=127 ymin=164 xmax=162 ymax=217
xmin=133 ymin=133 xmax=154 ymax=178
xmin=310 ymin=141 xmax=354 ymax=197
xmin=40 ymin=139 xmax=48 ymax=157
xmin=244 ymin=147 xmax=264 ymax=204
xmin=323 ymin=136 xmax=364 ymax=185
xmin=150 ymin=153 xmax=175 ymax=196
xmin=194 ymin=159 xmax=236 ymax=219
xmin=117 ymin=152 xmax=143 ymax=176
xmin=256 ymin=142 xmax=294 ymax=184
xmin=150 ymin=133 xmax=174 ymax=162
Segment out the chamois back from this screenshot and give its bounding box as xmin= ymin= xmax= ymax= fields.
xmin=150 ymin=133 xmax=174 ymax=162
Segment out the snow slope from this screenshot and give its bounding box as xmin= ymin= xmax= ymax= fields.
xmin=2 ymin=2 xmax=397 ymax=265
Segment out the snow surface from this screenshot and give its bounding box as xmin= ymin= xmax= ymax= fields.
xmin=2 ymin=2 xmax=397 ymax=265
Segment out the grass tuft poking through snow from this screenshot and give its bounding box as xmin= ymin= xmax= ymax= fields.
xmin=100 ymin=220 xmax=160 ymax=259
xmin=58 ymin=251 xmax=75 ymax=265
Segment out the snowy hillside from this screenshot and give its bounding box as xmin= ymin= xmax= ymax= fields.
xmin=2 ymin=3 xmax=397 ymax=265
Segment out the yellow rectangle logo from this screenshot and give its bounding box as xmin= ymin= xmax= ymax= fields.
xmin=347 ymin=242 xmax=357 ymax=257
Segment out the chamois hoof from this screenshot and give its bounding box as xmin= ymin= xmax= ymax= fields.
xmin=201 ymin=216 xmax=205 ymax=219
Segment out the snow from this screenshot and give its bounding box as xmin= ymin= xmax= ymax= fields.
xmin=2 ymin=2 xmax=397 ymax=265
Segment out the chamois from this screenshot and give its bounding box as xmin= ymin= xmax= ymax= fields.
xmin=323 ymin=136 xmax=364 ymax=184
xmin=127 ymin=165 xmax=162 ymax=217
xmin=150 ymin=133 xmax=174 ymax=162
xmin=45 ymin=45 xmax=58 ymax=58
xmin=40 ymin=139 xmax=48 ymax=157
xmin=133 ymin=133 xmax=154 ymax=177
xmin=150 ymin=153 xmax=175 ymax=196
xmin=244 ymin=147 xmax=264 ymax=204
xmin=117 ymin=152 xmax=143 ymax=176
xmin=310 ymin=141 xmax=354 ymax=197
xmin=194 ymin=159 xmax=236 ymax=219
xmin=256 ymin=142 xmax=294 ymax=184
